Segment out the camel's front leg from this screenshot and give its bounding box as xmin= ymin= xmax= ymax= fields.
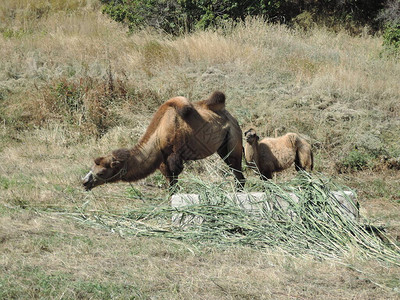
xmin=217 ymin=143 xmax=246 ymax=191
xmin=159 ymin=153 xmax=184 ymax=192
xmin=260 ymin=162 xmax=274 ymax=180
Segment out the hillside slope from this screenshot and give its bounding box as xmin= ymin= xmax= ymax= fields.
xmin=0 ymin=1 xmax=399 ymax=299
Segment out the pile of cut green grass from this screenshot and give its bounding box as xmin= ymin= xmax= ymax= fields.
xmin=75 ymin=172 xmax=400 ymax=267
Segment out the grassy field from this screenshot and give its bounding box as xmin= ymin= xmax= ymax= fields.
xmin=1 ymin=1 xmax=400 ymax=299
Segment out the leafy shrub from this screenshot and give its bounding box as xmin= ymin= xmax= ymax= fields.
xmin=101 ymin=0 xmax=186 ymax=34
xmin=374 ymin=0 xmax=400 ymax=56
xmin=41 ymin=77 xmax=117 ymax=136
xmin=184 ymin=0 xmax=285 ymax=30
xmin=336 ymin=149 xmax=372 ymax=173
xmin=100 ymin=0 xmax=292 ymax=34
xmin=11 ymin=71 xmax=128 ymax=137
xmin=100 ymin=0 xmax=388 ymax=34
xmin=382 ymin=23 xmax=400 ymax=55
xmin=2 ymin=66 xmax=167 ymax=137
xmin=53 ymin=80 xmax=85 ymax=116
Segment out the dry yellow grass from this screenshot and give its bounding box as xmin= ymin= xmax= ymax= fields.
xmin=1 ymin=1 xmax=400 ymax=299
xmin=1 ymin=209 xmax=399 ymax=299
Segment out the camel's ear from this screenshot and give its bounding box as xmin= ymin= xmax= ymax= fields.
xmin=110 ymin=160 xmax=122 ymax=169
xmin=111 ymin=148 xmax=130 ymax=168
xmin=94 ymin=157 xmax=103 ymax=165
xmin=112 ymin=148 xmax=130 ymax=162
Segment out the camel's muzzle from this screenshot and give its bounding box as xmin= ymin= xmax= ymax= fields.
xmin=245 ymin=133 xmax=257 ymax=143
xmin=82 ymin=171 xmax=95 ymax=191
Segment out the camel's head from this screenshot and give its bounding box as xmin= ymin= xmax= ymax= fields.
xmin=82 ymin=148 xmax=130 ymax=191
xmin=244 ymin=128 xmax=259 ymax=144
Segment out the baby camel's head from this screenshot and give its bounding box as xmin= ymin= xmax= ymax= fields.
xmin=244 ymin=128 xmax=259 ymax=144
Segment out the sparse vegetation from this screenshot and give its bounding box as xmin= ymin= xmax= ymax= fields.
xmin=1 ymin=0 xmax=400 ymax=299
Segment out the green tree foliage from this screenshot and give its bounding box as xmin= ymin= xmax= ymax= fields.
xmin=99 ymin=0 xmax=392 ymax=34
xmin=378 ymin=0 xmax=400 ymax=55
xmin=383 ymin=23 xmax=400 ymax=54
xmin=101 ymin=0 xmax=185 ymax=33
xmin=99 ymin=0 xmax=297 ymax=34
xmin=180 ymin=0 xmax=286 ymax=30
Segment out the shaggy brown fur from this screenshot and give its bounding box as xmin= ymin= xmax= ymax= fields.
xmin=244 ymin=128 xmax=313 ymax=179
xmin=82 ymin=91 xmax=245 ymax=191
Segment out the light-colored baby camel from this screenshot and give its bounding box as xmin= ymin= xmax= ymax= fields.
xmin=244 ymin=128 xmax=313 ymax=179
xmin=82 ymin=91 xmax=245 ymax=191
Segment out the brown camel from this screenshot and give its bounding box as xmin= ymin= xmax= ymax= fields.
xmin=82 ymin=91 xmax=245 ymax=191
xmin=244 ymin=128 xmax=313 ymax=179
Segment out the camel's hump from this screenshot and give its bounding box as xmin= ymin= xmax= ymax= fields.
xmin=198 ymin=91 xmax=226 ymax=112
xmin=139 ymin=96 xmax=194 ymax=144
xmin=165 ymin=96 xmax=195 ymax=118
xmin=165 ymin=96 xmax=191 ymax=108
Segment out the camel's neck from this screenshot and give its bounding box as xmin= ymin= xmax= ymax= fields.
xmin=245 ymin=142 xmax=259 ymax=167
xmin=124 ymin=136 xmax=163 ymax=182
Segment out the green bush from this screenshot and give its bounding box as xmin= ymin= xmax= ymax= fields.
xmin=336 ymin=149 xmax=372 ymax=173
xmin=101 ymin=0 xmax=187 ymax=34
xmin=100 ymin=0 xmax=289 ymax=34
xmin=383 ymin=23 xmax=400 ymax=55
xmin=100 ymin=0 xmax=387 ymax=34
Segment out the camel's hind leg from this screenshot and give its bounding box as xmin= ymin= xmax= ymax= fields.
xmin=295 ymin=144 xmax=313 ymax=172
xmin=217 ymin=135 xmax=246 ymax=190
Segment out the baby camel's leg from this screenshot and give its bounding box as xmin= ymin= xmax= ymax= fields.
xmin=260 ymin=168 xmax=273 ymax=180
xmin=259 ymin=160 xmax=275 ymax=180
